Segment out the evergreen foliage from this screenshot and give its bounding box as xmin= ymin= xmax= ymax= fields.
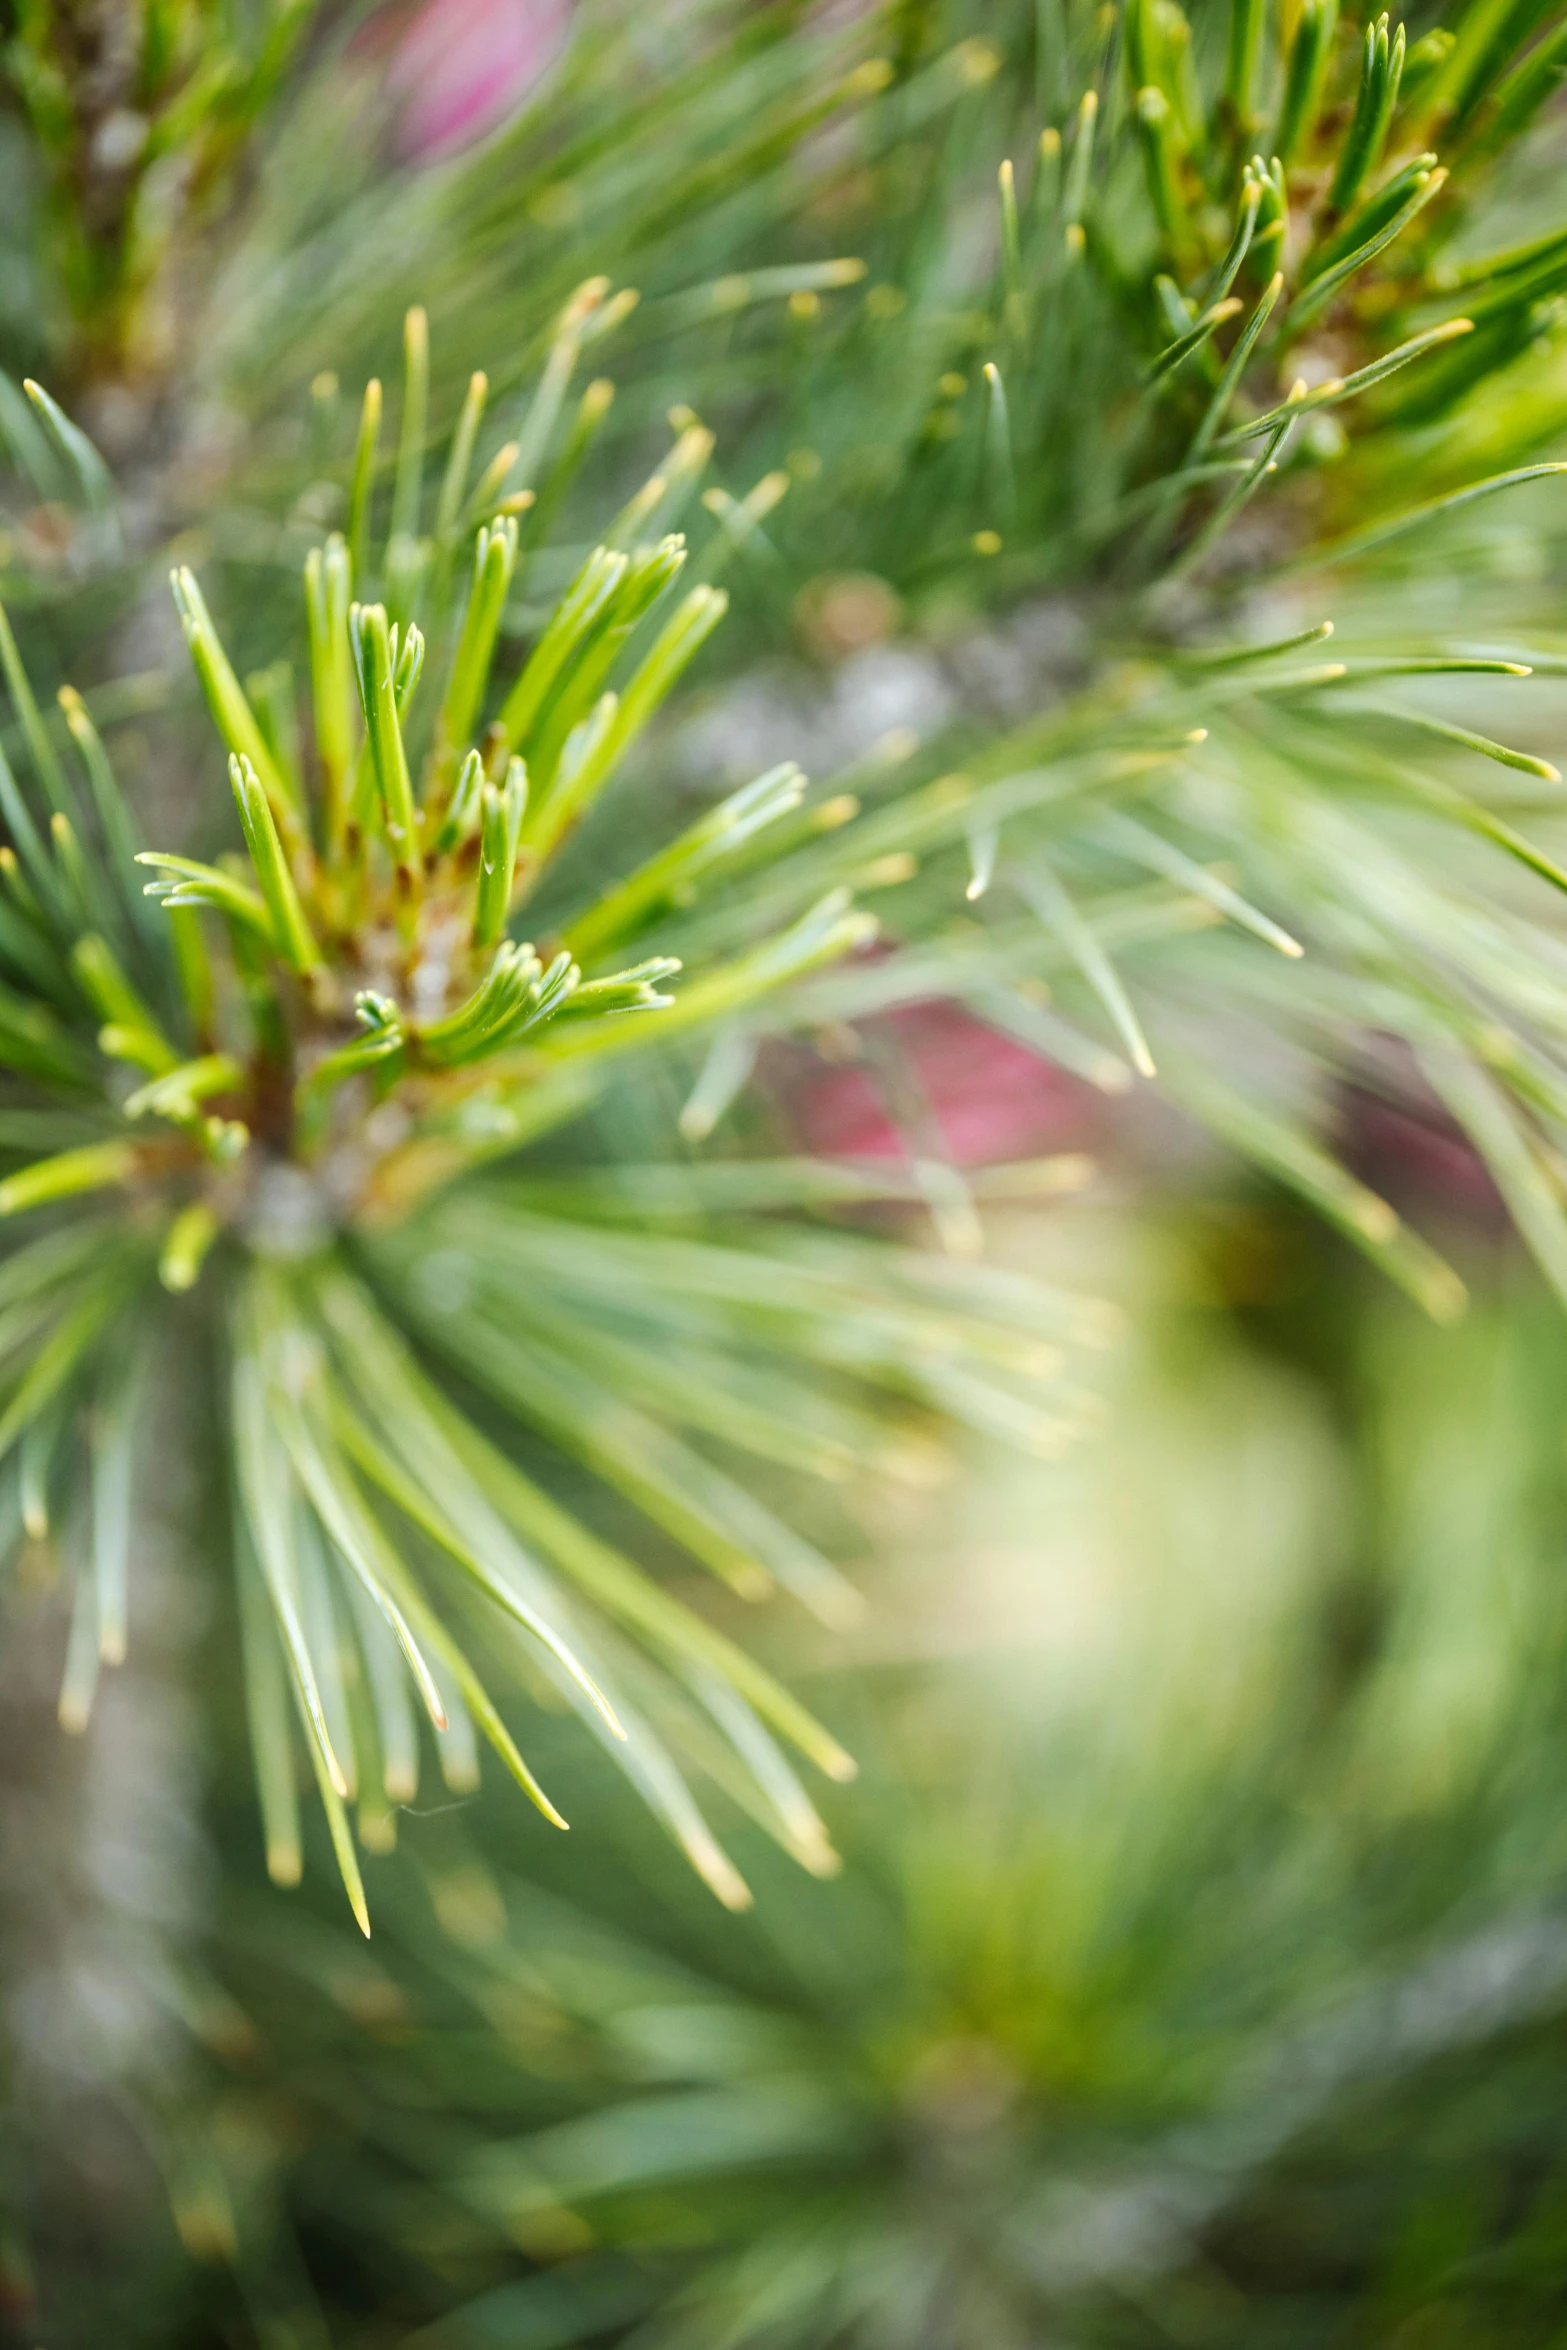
xmin=122 ymin=1245 xmax=1567 ymax=2348
xmin=0 ymin=298 xmax=1115 ymax=1932
xmin=663 ymin=0 xmax=1567 ymax=1323
xmin=0 ymin=0 xmax=1564 ymax=2341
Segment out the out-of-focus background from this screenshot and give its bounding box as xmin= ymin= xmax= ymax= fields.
xmin=111 ymin=1195 xmax=1567 ymax=2349
xmin=3 ymin=1 xmax=1567 ymax=2344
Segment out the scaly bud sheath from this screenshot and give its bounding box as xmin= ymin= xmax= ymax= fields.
xmin=228 ymin=756 xmax=323 ymax=976
xmin=305 ymin=536 xmax=357 ymax=853
xmin=348 ymin=603 xmax=423 ymax=897
xmin=441 ymin=516 xmax=518 ymax=755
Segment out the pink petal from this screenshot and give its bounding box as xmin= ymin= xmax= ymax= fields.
xmin=789 ymin=1003 xmax=1101 ymax=1168
xmin=390 ymin=0 xmax=568 ymax=159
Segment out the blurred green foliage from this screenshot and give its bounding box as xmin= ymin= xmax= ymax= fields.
xmin=0 ymin=2 xmax=1563 ymax=2345
xmin=84 ymin=1214 xmax=1567 ymax=2348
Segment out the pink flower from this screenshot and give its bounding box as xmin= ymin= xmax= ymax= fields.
xmin=387 ymin=0 xmax=569 ymax=160
xmin=1346 ymin=1087 xmax=1505 ymax=1226
xmin=781 ymin=1001 xmax=1103 ymax=1168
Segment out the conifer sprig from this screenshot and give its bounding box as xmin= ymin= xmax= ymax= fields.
xmin=0 ymin=310 xmax=1102 ymax=1931
xmin=700 ymin=0 xmax=1567 ymax=1321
